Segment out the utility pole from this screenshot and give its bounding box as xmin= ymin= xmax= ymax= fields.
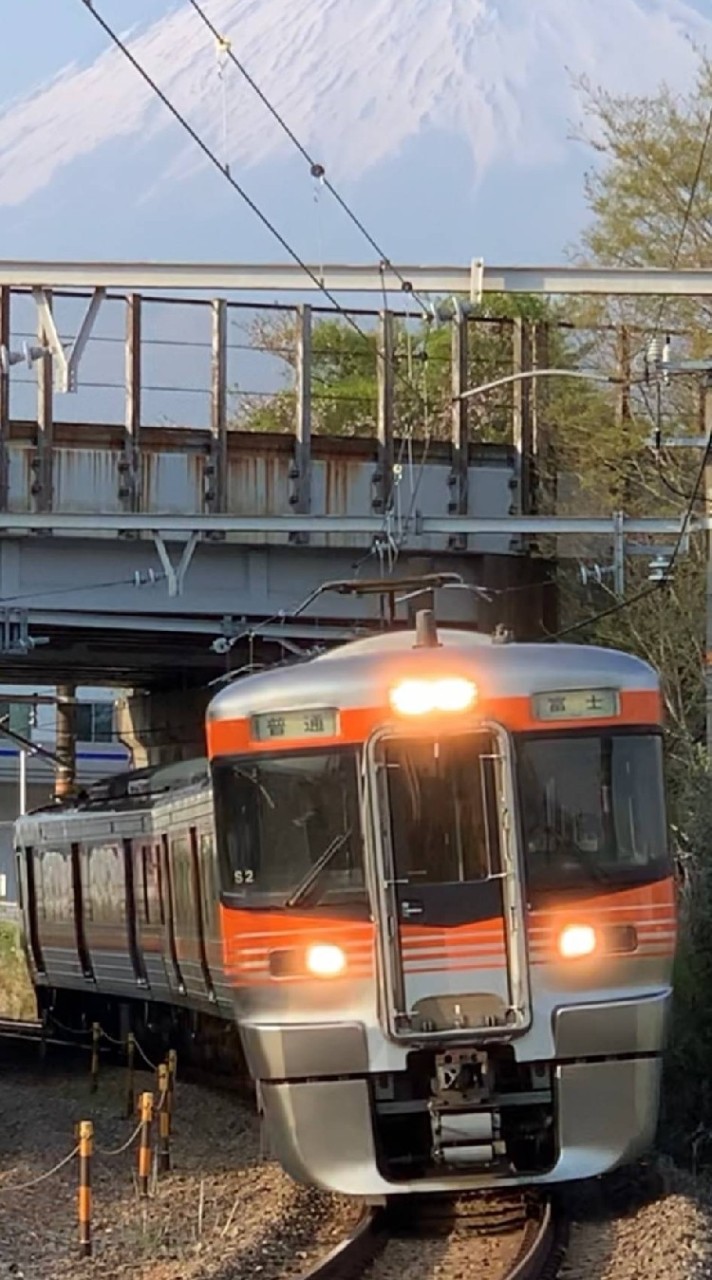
xmin=55 ymin=684 xmax=77 ymax=800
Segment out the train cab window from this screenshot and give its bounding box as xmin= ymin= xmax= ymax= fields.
xmin=517 ymin=731 xmax=670 ymax=891
xmin=212 ymin=748 xmax=365 ymax=910
xmin=382 ymin=731 xmax=502 ymax=885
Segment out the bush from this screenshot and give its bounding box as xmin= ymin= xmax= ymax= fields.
xmin=659 ymin=747 xmax=712 ymax=1162
xmin=0 ymin=922 xmax=37 ymax=1021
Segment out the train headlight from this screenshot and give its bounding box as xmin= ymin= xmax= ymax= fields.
xmin=558 ymin=924 xmax=597 ymax=959
xmin=305 ymin=944 xmax=347 ymax=978
xmin=389 ymin=677 xmax=477 ymax=716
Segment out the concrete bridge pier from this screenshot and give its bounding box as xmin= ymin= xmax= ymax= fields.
xmin=117 ymin=686 xmax=210 ymax=769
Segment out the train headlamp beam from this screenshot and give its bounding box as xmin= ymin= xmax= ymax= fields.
xmin=389 ymin=677 xmax=477 ymax=716
xmin=305 ymin=944 xmax=346 ymax=978
xmin=559 ymin=925 xmax=597 ymax=959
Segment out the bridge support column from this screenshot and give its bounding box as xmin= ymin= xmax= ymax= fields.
xmin=116 ymin=687 xmax=210 ymax=769
xmin=55 ymin=684 xmax=77 ymax=800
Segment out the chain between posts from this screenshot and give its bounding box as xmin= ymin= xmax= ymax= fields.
xmin=0 ymin=1059 xmax=178 ymax=1261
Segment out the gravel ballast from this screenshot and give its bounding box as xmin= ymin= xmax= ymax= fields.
xmin=0 ymin=1064 xmax=357 ymax=1280
xmin=364 ymin=1226 xmax=525 ymax=1280
xmin=560 ymin=1163 xmax=712 ymax=1280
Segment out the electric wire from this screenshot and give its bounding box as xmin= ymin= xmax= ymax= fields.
xmin=77 ymin=1 xmax=385 ymax=344
xmin=550 ymin=424 xmax=709 ymax=643
xmin=186 ymin=0 xmax=429 ymax=312
xmin=77 ymin=0 xmax=428 ymax=410
xmin=548 ymin=581 xmax=662 ymax=642
xmin=78 ymin=0 xmax=440 ymax=565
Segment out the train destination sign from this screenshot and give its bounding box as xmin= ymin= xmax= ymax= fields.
xmin=250 ymin=707 xmax=339 ymax=741
xmin=532 ymin=688 xmax=620 ymax=722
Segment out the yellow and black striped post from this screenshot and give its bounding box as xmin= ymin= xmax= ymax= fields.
xmin=90 ymin=1022 xmax=100 ymax=1094
xmin=125 ymin=1032 xmax=135 ymax=1118
xmin=137 ymin=1091 xmax=153 ymax=1198
xmin=78 ymin=1120 xmax=93 ymax=1258
xmin=157 ymin=1063 xmax=171 ymax=1173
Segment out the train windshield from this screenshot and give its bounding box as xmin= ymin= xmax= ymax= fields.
xmin=382 ymin=731 xmax=502 ymax=885
xmin=212 ymin=748 xmax=366 ymax=909
xmin=517 ymin=731 xmax=669 ymax=891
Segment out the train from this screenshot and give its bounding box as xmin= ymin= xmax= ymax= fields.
xmin=14 ymin=607 xmax=677 ymax=1197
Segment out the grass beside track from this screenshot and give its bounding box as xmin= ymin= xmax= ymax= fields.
xmin=0 ymin=921 xmax=36 ymax=1020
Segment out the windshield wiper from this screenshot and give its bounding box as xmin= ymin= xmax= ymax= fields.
xmin=284 ymin=828 xmax=353 ymax=910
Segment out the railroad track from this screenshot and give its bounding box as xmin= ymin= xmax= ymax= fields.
xmin=298 ymin=1191 xmax=564 ymax=1280
xmin=0 ymin=1014 xmax=566 ymax=1280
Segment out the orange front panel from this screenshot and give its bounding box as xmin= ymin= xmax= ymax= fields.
xmin=527 ymin=877 xmax=677 ymax=964
xmin=217 ymin=875 xmax=676 ymax=987
xmin=207 ymin=689 xmax=662 ymax=759
xmin=219 ymin=903 xmax=375 ymax=985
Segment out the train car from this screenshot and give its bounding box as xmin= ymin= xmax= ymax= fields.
xmin=15 ymin=759 xmax=244 ymax=1064
xmin=15 ymin=612 xmax=677 ymax=1198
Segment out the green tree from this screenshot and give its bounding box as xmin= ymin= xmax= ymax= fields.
xmin=232 ymin=294 xmax=578 ymax=443
xmin=567 ymin=56 xmax=712 ymax=1154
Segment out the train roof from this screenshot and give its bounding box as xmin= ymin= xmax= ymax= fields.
xmin=207 ymin=626 xmax=659 ymax=722
xmin=19 ymin=756 xmax=210 ymax=821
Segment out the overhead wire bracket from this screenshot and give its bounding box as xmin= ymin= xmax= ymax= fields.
xmin=152 ymin=532 xmax=200 ymax=597
xmin=470 ymin=258 xmax=484 ymax=306
xmin=32 ymin=286 xmax=106 ymax=393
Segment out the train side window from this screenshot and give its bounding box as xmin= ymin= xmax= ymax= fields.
xmin=153 ymin=842 xmax=166 ymax=926
xmin=37 ymin=848 xmax=73 ymax=923
xmin=86 ymin=843 xmax=127 ymax=923
xmin=199 ymin=831 xmax=218 ymax=933
xmin=137 ymin=843 xmax=162 ymax=926
xmin=170 ymin=834 xmax=194 ymax=929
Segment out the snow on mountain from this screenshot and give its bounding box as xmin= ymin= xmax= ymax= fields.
xmin=0 ymin=0 xmax=708 ymax=218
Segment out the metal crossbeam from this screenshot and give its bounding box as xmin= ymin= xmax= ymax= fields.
xmin=0 ymin=512 xmax=697 ymax=536
xmin=5 ymin=260 xmax=712 ymax=295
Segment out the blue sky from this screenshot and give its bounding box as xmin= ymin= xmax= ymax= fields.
xmin=0 ymin=2 xmax=159 ymax=104
xmin=0 ymin=0 xmax=709 ymax=265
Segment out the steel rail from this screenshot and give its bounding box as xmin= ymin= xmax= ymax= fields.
xmin=293 ymin=1206 xmax=386 ymax=1280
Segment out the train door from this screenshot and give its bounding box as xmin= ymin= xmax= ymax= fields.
xmin=80 ymin=839 xmax=135 ymax=994
xmin=166 ymin=827 xmax=213 ymax=1004
xmin=17 ymin=845 xmax=45 ymax=979
xmin=122 ymin=839 xmax=147 ymax=988
xmin=70 ymin=843 xmax=93 ymax=982
xmin=35 ymin=842 xmax=83 ymax=988
xmin=132 ymin=841 xmax=171 ymax=999
xmin=189 ymin=827 xmax=215 ymax=1002
xmin=160 ymin=832 xmax=186 ymax=997
xmin=365 ymin=725 xmax=530 ymax=1042
xmin=197 ymin=827 xmax=229 ymax=1010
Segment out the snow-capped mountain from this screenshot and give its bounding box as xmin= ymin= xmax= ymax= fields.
xmin=0 ymin=0 xmax=709 ymax=262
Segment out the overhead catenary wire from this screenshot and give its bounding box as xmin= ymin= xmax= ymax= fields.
xmin=547 ymin=581 xmax=662 ymax=642
xmin=78 ymin=0 xmax=439 ymax=561
xmin=549 ymin=423 xmax=708 ymax=643
xmin=185 ymin=0 xmax=429 ymax=312
xmin=76 ymin=1 xmax=383 ymax=344
xmin=77 ymin=0 xmax=425 ymax=409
